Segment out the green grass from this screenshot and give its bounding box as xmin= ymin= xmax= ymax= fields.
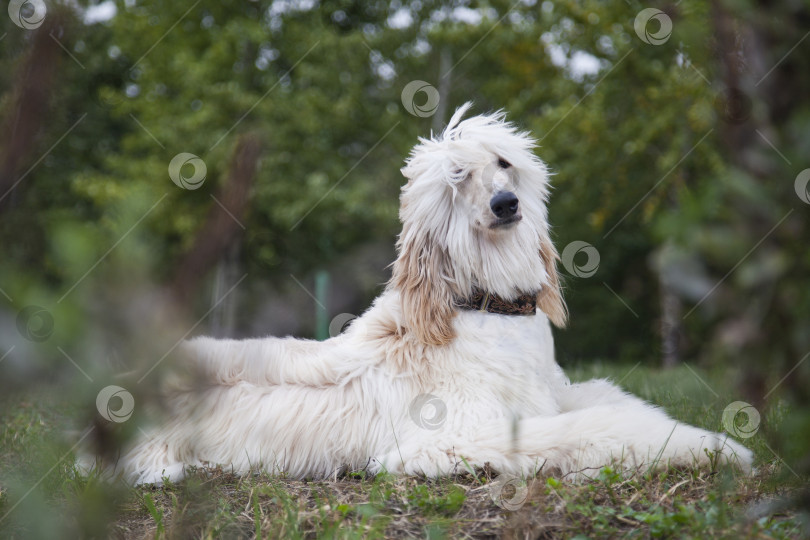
xmin=0 ymin=364 xmax=806 ymax=539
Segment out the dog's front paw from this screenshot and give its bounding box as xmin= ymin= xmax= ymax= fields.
xmin=366 ymin=456 xmax=398 ymax=476
xmin=663 ymin=425 xmax=754 ymax=473
xmin=690 ymin=430 xmax=754 ymax=473
xmin=371 ymin=447 xmax=458 ymax=477
xmin=710 ymin=434 xmax=754 ymax=473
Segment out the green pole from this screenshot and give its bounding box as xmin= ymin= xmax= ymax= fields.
xmin=314 ymin=270 xmax=329 ymax=340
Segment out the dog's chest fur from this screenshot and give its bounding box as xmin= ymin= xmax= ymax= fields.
xmin=428 ymin=310 xmax=566 ymax=423
xmin=355 ymin=292 xmax=568 ymax=432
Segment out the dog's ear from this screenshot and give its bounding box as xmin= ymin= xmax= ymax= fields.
xmin=538 ymin=230 xmax=567 ymax=327
xmin=391 ymin=227 xmax=457 ymax=346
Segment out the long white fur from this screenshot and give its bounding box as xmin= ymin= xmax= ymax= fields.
xmin=95 ymin=104 xmax=753 ymax=484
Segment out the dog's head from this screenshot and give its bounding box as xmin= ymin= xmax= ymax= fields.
xmin=391 ymin=103 xmax=567 ymax=346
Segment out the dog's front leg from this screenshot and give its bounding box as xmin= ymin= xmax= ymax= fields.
xmin=459 ymin=406 xmax=753 ymax=479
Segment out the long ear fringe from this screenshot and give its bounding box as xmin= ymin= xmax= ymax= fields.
xmin=390 ymin=229 xmax=457 ymax=346
xmin=538 ymin=231 xmax=568 ymax=328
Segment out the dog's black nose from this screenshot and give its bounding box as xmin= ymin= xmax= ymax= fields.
xmin=490 ymin=191 xmax=519 ymax=218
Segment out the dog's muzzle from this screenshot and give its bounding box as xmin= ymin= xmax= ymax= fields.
xmin=489 ymin=191 xmax=521 ymax=228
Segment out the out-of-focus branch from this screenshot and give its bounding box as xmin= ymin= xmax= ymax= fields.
xmin=169 ymin=134 xmax=262 ymax=307
xmin=710 ymin=1 xmax=809 ymax=408
xmin=0 ymin=9 xmax=68 ymax=211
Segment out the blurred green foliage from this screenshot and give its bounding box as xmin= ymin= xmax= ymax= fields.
xmin=0 ymin=0 xmax=739 ymax=359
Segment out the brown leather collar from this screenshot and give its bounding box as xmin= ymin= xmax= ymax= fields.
xmin=456 ymin=289 xmax=537 ymax=316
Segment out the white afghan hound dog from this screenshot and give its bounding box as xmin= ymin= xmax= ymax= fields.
xmin=101 ymin=103 xmax=752 ymax=485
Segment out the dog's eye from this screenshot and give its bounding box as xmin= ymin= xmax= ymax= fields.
xmin=497 ymin=158 xmax=511 ymax=169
